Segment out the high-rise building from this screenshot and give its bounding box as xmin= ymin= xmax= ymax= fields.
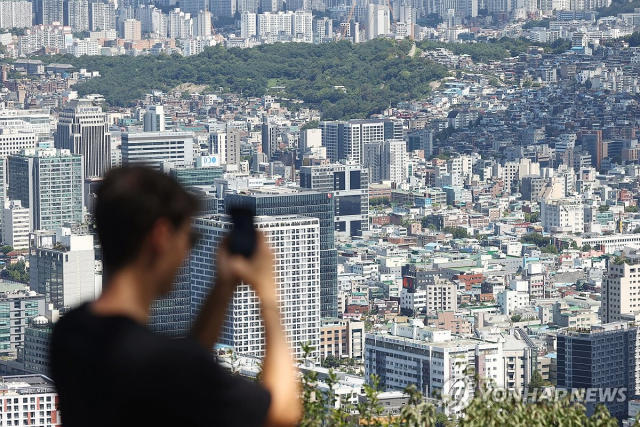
xmin=29 ymin=228 xmax=97 ymax=312
xmin=0 ymin=127 xmax=36 ymax=158
xmin=210 ymin=0 xmax=236 ymax=17
xmin=601 ymin=253 xmax=640 ymax=323
xmin=366 ymin=3 xmax=390 ymax=40
xmin=66 ymin=0 xmax=89 ymax=32
xmin=292 ymin=10 xmax=313 ymax=42
xmin=300 ymin=163 xmax=369 ymax=237
xmin=40 ymin=0 xmax=63 ymax=24
xmin=2 ymin=199 xmax=30 ymax=250
xmin=314 ymin=16 xmax=332 ymax=43
xmin=363 ymin=141 xmax=383 ymax=183
xmin=143 ymin=105 xmax=166 ymax=132
xmin=383 ymin=138 xmax=407 ymax=186
xmin=168 ymin=8 xmax=192 ymax=39
xmin=209 ymin=126 xmax=241 ymax=166
xmin=241 ymin=11 xmax=257 ymax=39
xmin=189 ymin=214 xmax=320 ymax=360
xmin=89 ymin=1 xmax=115 ymax=31
xmin=407 ymin=128 xmax=433 ymax=158
xmin=0 ymin=287 xmax=45 ymax=356
xmin=55 ymin=99 xmax=111 ymax=179
xmin=581 ymin=130 xmax=606 ymax=170
xmin=225 ymin=190 xmax=338 ymax=318
xmin=123 ymin=18 xmax=141 ymax=40
xmin=193 ymin=10 xmax=211 ymax=37
xmin=149 ymin=261 xmax=191 ymax=337
xmin=261 ymin=118 xmax=279 ymax=160
xmin=0 ymin=0 xmax=32 ymax=29
xmin=121 ymin=131 xmax=194 ymax=170
xmin=8 ymin=149 xmax=84 ymax=232
xmin=557 ymin=322 xmax=640 ymax=420
xmin=180 ymin=0 xmax=207 ymax=14
xmin=320 ymin=120 xmax=386 ymax=164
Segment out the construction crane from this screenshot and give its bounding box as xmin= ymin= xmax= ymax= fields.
xmin=339 ymin=0 xmax=358 ymax=40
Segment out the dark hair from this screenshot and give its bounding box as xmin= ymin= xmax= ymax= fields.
xmin=95 ymin=166 xmax=199 ymax=275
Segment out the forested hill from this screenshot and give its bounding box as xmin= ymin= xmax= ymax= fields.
xmin=45 ymin=39 xmax=449 ymax=120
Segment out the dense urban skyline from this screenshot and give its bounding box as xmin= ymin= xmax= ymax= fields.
xmin=0 ymin=0 xmax=639 ymax=424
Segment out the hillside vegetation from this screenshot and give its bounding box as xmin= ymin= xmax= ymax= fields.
xmin=49 ymin=39 xmax=449 ymax=120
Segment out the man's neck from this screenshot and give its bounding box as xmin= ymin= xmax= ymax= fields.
xmin=91 ymin=268 xmax=155 ymax=325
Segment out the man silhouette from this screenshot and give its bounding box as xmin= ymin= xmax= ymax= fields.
xmin=50 ymin=166 xmax=301 ymax=427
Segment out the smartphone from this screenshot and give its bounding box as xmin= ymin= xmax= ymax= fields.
xmin=228 ymin=207 xmax=257 ymax=258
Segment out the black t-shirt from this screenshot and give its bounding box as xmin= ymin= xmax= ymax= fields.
xmin=50 ymin=303 xmax=271 ymax=427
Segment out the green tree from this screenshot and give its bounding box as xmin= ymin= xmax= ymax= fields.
xmin=443 ymin=226 xmax=468 ymax=239
xmin=528 ymin=369 xmax=546 ymax=392
xmin=2 ymin=260 xmax=28 ymax=283
xmin=357 ymin=375 xmax=384 ymax=426
xmin=0 ymin=245 xmax=13 ymax=254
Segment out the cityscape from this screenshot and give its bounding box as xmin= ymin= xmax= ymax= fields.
xmin=0 ymin=0 xmax=639 ymax=424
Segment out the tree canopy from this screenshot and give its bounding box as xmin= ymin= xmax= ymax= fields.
xmin=46 ymin=39 xmax=449 ymax=120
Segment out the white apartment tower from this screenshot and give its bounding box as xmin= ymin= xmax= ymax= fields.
xmin=601 ymin=253 xmax=640 ymax=323
xmin=90 ymin=1 xmax=115 ymax=31
xmin=189 ymin=215 xmax=321 ymax=360
xmin=241 ymin=11 xmax=257 ymax=38
xmin=383 ymin=138 xmax=407 ymax=186
xmin=67 ymin=0 xmax=89 ymax=32
xmin=366 ymin=3 xmax=390 ymax=40
xmin=0 ymin=0 xmax=32 ymax=29
xmin=2 ymin=200 xmax=30 ymax=250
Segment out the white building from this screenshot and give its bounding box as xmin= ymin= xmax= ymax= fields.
xmin=0 ymin=126 xmax=36 ymax=157
xmin=366 ymin=3 xmax=390 ymax=40
xmin=168 ymin=8 xmax=192 ymax=39
xmin=426 ymin=277 xmax=457 ymax=313
xmin=497 ymin=289 xmax=530 ymax=315
xmin=0 ymin=108 xmax=51 ymax=140
xmin=601 ymin=253 xmax=640 ymax=323
xmin=121 ymin=131 xmax=194 ymax=170
xmin=67 ymin=0 xmax=89 ymax=32
xmin=241 ymin=11 xmax=257 ymax=39
xmin=189 ymin=215 xmax=321 ymax=360
xmin=90 ymin=1 xmax=115 ymax=31
xmin=29 ymin=229 xmax=98 ymax=311
xmin=2 ymin=200 xmax=30 ymax=250
xmin=70 ymin=38 xmax=100 ymax=56
xmin=383 ymin=139 xmax=407 ymax=186
xmin=0 ymin=0 xmax=32 ymax=29
xmin=541 ymin=198 xmax=584 ymax=233
xmin=365 ymin=323 xmax=533 ymax=414
xmin=400 ymin=288 xmax=427 ymax=314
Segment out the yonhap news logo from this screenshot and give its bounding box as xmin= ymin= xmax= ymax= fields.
xmin=440 ymin=377 xmax=627 ymax=413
